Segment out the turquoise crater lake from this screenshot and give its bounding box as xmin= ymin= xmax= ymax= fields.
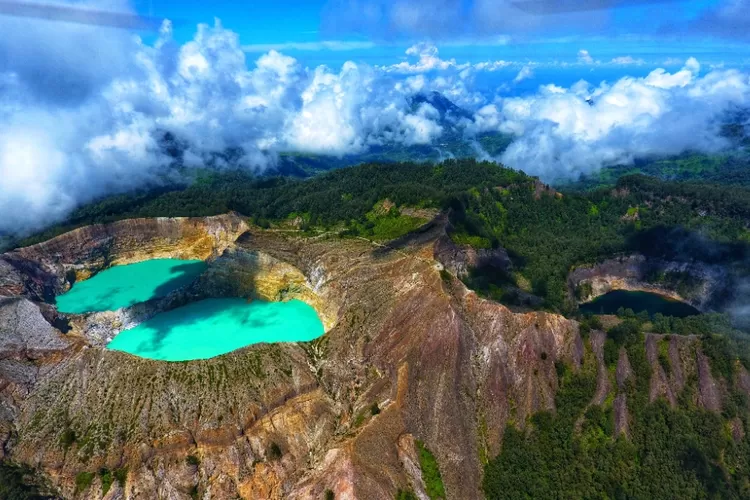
xmin=107 ymin=298 xmax=325 ymax=361
xmin=55 ymin=259 xmax=207 ymax=314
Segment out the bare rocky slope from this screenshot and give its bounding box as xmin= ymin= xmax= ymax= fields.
xmin=1 ymin=214 xmax=748 ymax=499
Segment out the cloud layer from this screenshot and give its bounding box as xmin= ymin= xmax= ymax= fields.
xmin=473 ymin=58 xmax=750 ymax=180
xmin=2 ymin=3 xmax=750 ymax=237
xmin=0 ymin=20 xmax=452 ymax=235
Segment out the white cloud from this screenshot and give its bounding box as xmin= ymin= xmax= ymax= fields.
xmin=577 ymin=49 xmax=596 ymax=65
xmin=473 ymin=60 xmax=514 ymax=71
xmin=469 ymin=59 xmax=750 ymax=181
xmin=381 ymin=43 xmax=518 ymax=75
xmin=611 ymin=55 xmax=645 ymax=65
xmin=2 ymin=3 xmax=750 ymax=237
xmin=380 ymin=42 xmax=470 ymax=73
xmin=0 ymin=14 xmax=449 ymax=236
xmin=644 ymin=57 xmax=700 ymax=88
xmin=513 ymin=65 xmax=534 ymax=83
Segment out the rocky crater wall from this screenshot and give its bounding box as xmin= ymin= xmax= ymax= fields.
xmin=567 ymin=254 xmax=729 ymax=311
xmin=0 ymin=214 xmax=249 ymax=302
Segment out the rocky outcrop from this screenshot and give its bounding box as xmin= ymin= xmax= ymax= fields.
xmin=0 ymin=297 xmax=72 ymax=357
xmin=434 ymin=235 xmax=511 ymax=279
xmin=0 ymin=215 xmax=584 ymax=498
xmin=198 ymin=248 xmax=338 ymax=331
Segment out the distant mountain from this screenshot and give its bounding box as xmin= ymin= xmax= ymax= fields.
xmin=410 ymin=90 xmax=474 ymax=123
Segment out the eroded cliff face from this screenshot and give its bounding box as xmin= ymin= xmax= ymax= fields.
xmin=1 ymin=215 xmax=746 ymax=499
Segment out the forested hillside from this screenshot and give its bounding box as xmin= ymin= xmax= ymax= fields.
xmin=17 ymin=160 xmax=750 ymax=315
xmin=484 ymin=310 xmax=750 ymax=499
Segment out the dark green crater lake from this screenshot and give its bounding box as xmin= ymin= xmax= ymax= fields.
xmin=580 ymin=290 xmax=699 ymax=318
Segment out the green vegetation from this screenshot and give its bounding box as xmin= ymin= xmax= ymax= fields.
xmin=658 ymin=337 xmax=671 ymax=373
xmin=345 ymin=200 xmax=428 ymax=241
xmin=354 ymin=412 xmax=366 ymax=427
xmin=18 ymin=160 xmax=529 ymax=247
xmin=563 ymin=152 xmax=750 ymax=191
xmin=395 ymin=490 xmax=418 ymax=500
xmin=416 ymin=440 xmax=446 ymax=500
xmin=17 ymin=159 xmax=750 ymax=318
xmin=113 ymin=467 xmax=128 ymax=487
xmin=454 ymin=173 xmax=750 ymax=312
xmin=0 ymin=462 xmax=56 ymax=500
xmin=74 ymin=472 xmax=95 ymax=495
xmin=484 ymin=310 xmax=750 ymax=499
xmin=325 ymin=489 xmax=335 ymax=500
xmin=59 ymin=428 xmax=76 ymax=450
xmin=8 ymin=133 xmax=750 ymax=500
xmin=99 ymin=468 xmax=113 ymax=496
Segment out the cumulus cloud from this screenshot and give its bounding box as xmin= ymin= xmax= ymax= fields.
xmin=470 ymin=58 xmax=750 ymax=180
xmin=473 ymin=60 xmax=514 ymax=71
xmin=0 ymin=9 xmax=449 ymax=236
xmin=381 ymin=42 xmax=469 ymax=73
xmin=382 ymin=43 xmax=518 ymax=76
xmin=3 ymin=1 xmax=750 ymax=238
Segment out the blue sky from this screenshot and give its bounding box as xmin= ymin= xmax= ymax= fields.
xmin=133 ymin=0 xmax=327 ymax=45
xmin=130 ymin=0 xmax=750 ymax=70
